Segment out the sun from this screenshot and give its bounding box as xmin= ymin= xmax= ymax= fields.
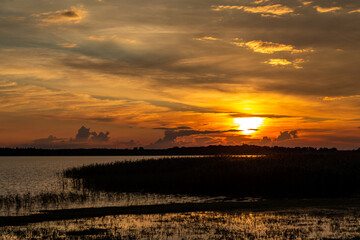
xmin=233 ymin=117 xmax=264 ymax=134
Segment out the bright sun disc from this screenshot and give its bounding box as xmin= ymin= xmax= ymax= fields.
xmin=233 ymin=117 xmax=264 ymax=134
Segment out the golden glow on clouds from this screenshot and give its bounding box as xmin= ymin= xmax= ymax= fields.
xmin=265 ymin=59 xmax=292 ymax=66
xmin=253 ymin=0 xmax=270 ymax=4
xmin=57 ymin=43 xmax=77 ymax=48
xmin=33 ymin=7 xmax=86 ymax=23
xmin=314 ymin=6 xmax=342 ymax=13
xmin=88 ymin=35 xmax=139 ymax=45
xmin=243 ymin=4 xmax=294 ymax=16
xmin=349 ymin=9 xmax=360 ymax=14
xmin=1 ymin=0 xmax=360 ymax=149
xmin=232 ymin=40 xmax=313 ymax=54
xmin=234 ymin=117 xmax=264 ymax=135
xmin=212 ymin=4 xmax=294 ymax=16
xmin=195 ymin=36 xmax=218 ymax=41
xmin=300 ymin=1 xmax=313 ymax=6
xmin=265 ymin=59 xmax=304 ymax=68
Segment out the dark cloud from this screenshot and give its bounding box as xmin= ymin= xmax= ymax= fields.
xmin=75 ymin=126 xmax=92 ymax=141
xmin=60 ymin=10 xmax=79 ymax=18
xmin=261 ymin=136 xmax=272 ymax=144
xmin=91 ymin=131 xmax=110 ymax=142
xmin=74 ymin=126 xmax=110 ymax=142
xmin=276 ymin=130 xmax=298 ymax=141
xmin=24 ymin=126 xmax=111 ymax=148
xmin=153 ymin=126 xmax=192 ymax=130
xmin=114 ymin=139 xmax=138 ymax=149
xmin=146 ymin=128 xmax=241 ymax=149
xmin=32 ymin=135 xmax=66 ymax=145
xmin=259 ymin=130 xmax=299 ymax=144
xmin=230 ymin=113 xmax=295 ymax=118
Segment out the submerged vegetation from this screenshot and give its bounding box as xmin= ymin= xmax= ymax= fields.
xmin=63 ymin=153 xmax=360 ymax=198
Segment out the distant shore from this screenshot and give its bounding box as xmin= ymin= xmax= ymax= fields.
xmin=0 ymin=145 xmax=346 ymax=156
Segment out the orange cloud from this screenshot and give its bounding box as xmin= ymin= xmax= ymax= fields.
xmin=212 ymin=4 xmax=294 ymax=16
xmin=57 ymin=43 xmax=77 ymax=48
xmin=212 ymin=5 xmax=244 ymax=11
xmin=194 ymin=36 xmax=218 ymax=41
xmin=300 ymin=1 xmax=312 ymax=6
xmin=314 ymin=6 xmax=342 ymax=13
xmin=88 ymin=35 xmax=139 ymax=45
xmin=265 ymin=58 xmax=305 ymax=68
xmin=33 ymin=7 xmax=86 ymax=24
xmin=349 ymin=9 xmax=360 ymax=14
xmin=243 ymin=4 xmax=294 ymax=16
xmin=265 ymin=59 xmax=292 ymax=66
xmin=232 ymin=40 xmax=313 ymax=54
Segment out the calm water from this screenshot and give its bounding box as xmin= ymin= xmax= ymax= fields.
xmin=0 ymin=156 xmax=226 ymax=215
xmin=0 ymin=156 xmax=185 ymax=196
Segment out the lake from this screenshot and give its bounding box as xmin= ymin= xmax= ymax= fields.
xmin=0 ymin=156 xmax=227 ymax=216
xmin=1 ymin=155 xmax=360 ymax=239
xmin=0 ymin=156 xmax=173 ymax=195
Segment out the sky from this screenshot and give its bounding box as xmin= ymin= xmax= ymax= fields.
xmin=1 ymin=0 xmax=360 ymax=149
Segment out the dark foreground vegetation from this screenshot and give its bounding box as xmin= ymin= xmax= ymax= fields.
xmin=63 ymin=153 xmax=360 ymax=198
xmin=0 ymin=144 xmax=343 ymax=156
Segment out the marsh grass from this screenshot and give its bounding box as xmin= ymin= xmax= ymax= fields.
xmin=63 ymin=153 xmax=360 ymax=198
xmin=0 ymin=192 xmax=93 ymax=215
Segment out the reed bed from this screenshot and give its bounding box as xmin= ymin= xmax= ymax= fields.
xmin=63 ymin=153 xmax=360 ymax=198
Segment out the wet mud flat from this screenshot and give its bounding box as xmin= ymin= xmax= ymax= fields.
xmin=1 ymin=199 xmax=360 ymax=239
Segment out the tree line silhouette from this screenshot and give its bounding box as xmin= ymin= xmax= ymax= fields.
xmin=0 ymin=145 xmax=343 ymax=156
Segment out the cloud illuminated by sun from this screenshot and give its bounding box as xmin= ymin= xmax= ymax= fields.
xmin=233 ymin=117 xmax=264 ymax=134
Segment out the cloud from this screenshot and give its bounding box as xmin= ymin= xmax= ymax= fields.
xmin=212 ymin=5 xmax=244 ymax=11
xmin=230 ymin=113 xmax=295 ymax=119
xmin=314 ymin=6 xmax=342 ymax=13
xmin=265 ymin=58 xmax=304 ymax=68
xmin=265 ymin=58 xmax=292 ymax=66
xmin=300 ymin=1 xmax=312 ymax=6
xmin=75 ymin=126 xmax=92 ymax=141
xmin=113 ymin=139 xmax=139 ymax=149
xmin=194 ymin=36 xmax=218 ymax=41
xmin=253 ymin=0 xmax=270 ymax=4
xmin=146 ymin=128 xmax=241 ymax=149
xmin=277 ymin=130 xmax=298 ymax=141
xmin=349 ymin=9 xmax=360 ymax=14
xmin=32 ymin=135 xmax=66 ymax=145
xmin=33 ymin=7 xmax=86 ymax=24
xmin=74 ymin=126 xmax=110 ymax=142
xmin=212 ymin=4 xmax=294 ymax=16
xmin=232 ymin=40 xmax=313 ymax=54
xmin=153 ymin=126 xmax=192 ymax=130
xmin=242 ymin=4 xmax=294 ymax=16
xmin=259 ymin=130 xmax=299 ymax=145
xmin=91 ymin=131 xmax=110 ymax=142
xmin=261 ymin=136 xmax=272 ymax=144
xmin=25 ymin=126 xmax=111 ymax=149
xmin=88 ymin=35 xmax=139 ymax=45
xmin=57 ymin=43 xmax=77 ymax=48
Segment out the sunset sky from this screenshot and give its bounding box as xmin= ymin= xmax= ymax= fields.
xmin=1 ymin=0 xmax=360 ymax=149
